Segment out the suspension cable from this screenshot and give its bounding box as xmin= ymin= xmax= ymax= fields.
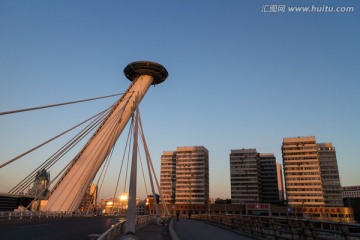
xmin=112 ymin=118 xmax=134 ymax=207
xmin=53 ymin=96 xmax=131 ymax=211
xmin=0 ymin=93 xmax=124 ymax=116
xmin=138 ymin=111 xmax=169 ymax=216
xmin=1 ymin=104 xmax=112 ymax=169
xmin=8 ymin=104 xmax=113 ymax=194
xmin=138 ymin=146 xmax=149 ymax=197
xmin=123 ymin=118 xmax=134 ymax=195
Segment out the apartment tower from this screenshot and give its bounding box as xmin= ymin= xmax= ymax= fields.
xmin=260 ymin=153 xmax=281 ymax=204
xmin=230 ymin=149 xmax=261 ymax=204
xmin=230 ymin=148 xmax=280 ymax=204
xmin=160 ymin=151 xmax=177 ymax=203
xmin=160 ymin=146 xmax=209 ymax=205
xmin=317 ymin=143 xmax=343 ymax=206
xmin=282 ymin=136 xmax=324 ymax=206
xmin=282 ymin=136 xmax=343 ymax=207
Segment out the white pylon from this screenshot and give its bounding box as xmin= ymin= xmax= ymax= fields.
xmin=123 ymin=103 xmax=140 ymax=237
xmin=44 ymin=61 xmax=168 ymax=212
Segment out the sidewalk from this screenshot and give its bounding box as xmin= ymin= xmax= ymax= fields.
xmin=173 ymin=219 xmax=254 ymax=240
xmin=117 ymin=222 xmax=171 ymax=240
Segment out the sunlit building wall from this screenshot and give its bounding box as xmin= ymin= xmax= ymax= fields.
xmin=160 ymin=146 xmax=209 ymax=205
xmin=282 ymin=136 xmax=325 ymax=207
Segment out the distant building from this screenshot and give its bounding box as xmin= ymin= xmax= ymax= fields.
xmin=318 ymin=143 xmax=343 ymax=206
xmin=137 ymin=200 xmax=147 ymax=215
xmin=230 ymin=148 xmax=280 ymax=205
xmin=343 ymin=185 xmax=360 ymax=222
xmin=27 ymin=169 xmax=50 ymax=199
xmin=342 ymin=186 xmax=360 ymax=199
xmin=146 ymin=194 xmax=159 ymax=215
xmin=282 ymin=136 xmax=343 ymax=207
xmin=230 ymin=149 xmax=261 ymax=204
xmin=160 ymin=146 xmax=209 ymax=205
xmin=101 ymin=195 xmax=139 ymax=215
xmin=260 ymin=153 xmax=281 ymax=205
xmin=160 ymin=151 xmax=176 ymax=204
xmin=78 ymin=183 xmax=98 ymax=213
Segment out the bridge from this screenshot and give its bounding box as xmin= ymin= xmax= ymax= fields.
xmin=1 ymin=212 xmax=360 ymax=239
xmin=1 ymin=61 xmax=360 ymax=240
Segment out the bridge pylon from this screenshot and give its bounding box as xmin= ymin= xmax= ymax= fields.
xmin=44 ymin=61 xmax=168 ymax=212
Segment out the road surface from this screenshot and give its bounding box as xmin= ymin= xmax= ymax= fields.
xmin=173 ymin=218 xmax=254 ymax=240
xmin=0 ymin=216 xmax=120 ymax=240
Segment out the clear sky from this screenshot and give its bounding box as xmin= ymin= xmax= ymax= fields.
xmin=0 ymin=0 xmax=359 ymax=201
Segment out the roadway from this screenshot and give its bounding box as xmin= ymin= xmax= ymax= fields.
xmin=0 ymin=216 xmax=256 ymax=240
xmin=0 ymin=216 xmax=121 ymax=240
xmin=172 ymin=218 xmax=255 ymax=240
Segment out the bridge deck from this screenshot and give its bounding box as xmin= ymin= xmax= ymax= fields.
xmin=124 ymin=222 xmax=171 ymax=240
xmin=173 ymin=218 xmax=254 ymax=240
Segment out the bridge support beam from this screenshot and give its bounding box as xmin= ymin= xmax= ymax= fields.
xmin=44 ymin=61 xmax=168 ymax=212
xmin=123 ymin=105 xmax=139 ymax=237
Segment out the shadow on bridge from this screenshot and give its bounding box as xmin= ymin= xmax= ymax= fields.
xmin=172 ymin=218 xmax=254 ymax=240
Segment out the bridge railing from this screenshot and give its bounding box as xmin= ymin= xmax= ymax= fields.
xmin=0 ymin=211 xmax=93 ymax=222
xmin=192 ymin=214 xmax=360 ymax=240
xmin=98 ymin=215 xmax=155 ymax=240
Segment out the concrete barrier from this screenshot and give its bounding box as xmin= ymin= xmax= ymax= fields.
xmin=169 ymin=218 xmax=179 ymax=240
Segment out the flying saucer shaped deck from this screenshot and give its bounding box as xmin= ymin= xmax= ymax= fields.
xmin=123 ymin=61 xmax=168 ymax=84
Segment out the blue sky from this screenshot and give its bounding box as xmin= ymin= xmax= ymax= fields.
xmin=0 ymin=0 xmax=359 ymax=200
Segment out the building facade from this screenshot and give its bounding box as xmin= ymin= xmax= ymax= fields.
xmin=318 ymin=143 xmax=343 ymax=206
xmin=260 ymin=153 xmax=281 ymax=205
xmin=230 ymin=148 xmax=280 ymax=205
xmin=230 ymin=149 xmax=261 ymax=204
xmin=282 ymin=136 xmax=325 ymax=207
xmin=78 ymin=183 xmax=98 ymax=213
xmin=342 ymin=185 xmax=360 ymax=222
xmin=342 ymin=186 xmax=360 ymax=199
xmin=160 ymin=146 xmax=209 ymax=205
xmin=27 ymin=169 xmax=50 ymax=199
xmin=282 ymin=136 xmax=343 ymax=207
xmin=160 ymin=151 xmax=176 ymax=203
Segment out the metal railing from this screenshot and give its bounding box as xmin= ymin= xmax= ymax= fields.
xmin=0 ymin=211 xmax=92 ymax=222
xmin=98 ymin=215 xmax=155 ymax=240
xmin=193 ymin=214 xmax=360 ymax=240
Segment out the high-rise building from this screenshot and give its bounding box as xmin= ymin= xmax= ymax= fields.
xmin=282 ymin=136 xmax=343 ymax=207
xmin=27 ymin=169 xmax=50 ymax=199
xmin=260 ymin=153 xmax=281 ymax=204
xmin=230 ymin=149 xmax=280 ymax=205
xmin=230 ymin=149 xmax=261 ymax=204
xmin=282 ymin=136 xmax=324 ymax=207
xmin=160 ymin=146 xmax=209 ymax=205
xmin=78 ymin=183 xmax=98 ymax=213
xmin=318 ymin=143 xmax=343 ymax=207
xmin=160 ymin=151 xmax=176 ymax=203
